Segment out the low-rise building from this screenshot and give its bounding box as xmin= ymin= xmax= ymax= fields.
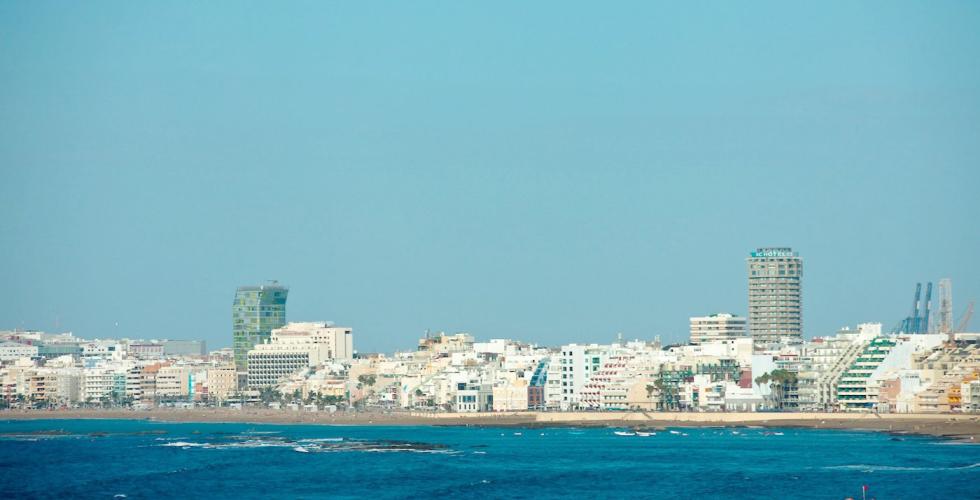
xmin=689 ymin=313 xmax=748 ymax=345
xmin=454 ymin=382 xmax=493 ymax=412
xmin=0 ymin=341 xmax=39 ymax=361
xmin=492 ymin=378 xmax=529 ymax=411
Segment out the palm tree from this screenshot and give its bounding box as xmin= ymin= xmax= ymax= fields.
xmin=654 ymin=379 xmax=678 ymax=411
xmin=755 ymin=370 xmax=797 ymax=410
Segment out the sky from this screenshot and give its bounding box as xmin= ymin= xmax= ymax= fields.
xmin=1 ymin=2 xmax=978 ymax=353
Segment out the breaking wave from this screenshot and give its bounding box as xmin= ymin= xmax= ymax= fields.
xmin=823 ymin=463 xmax=980 ymax=472
xmin=157 ymin=437 xmax=454 ymax=454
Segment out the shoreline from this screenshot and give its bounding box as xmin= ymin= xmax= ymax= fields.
xmin=3 ymin=409 xmax=978 ymax=442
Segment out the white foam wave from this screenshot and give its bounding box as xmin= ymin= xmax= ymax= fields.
xmin=158 ymin=437 xmax=458 ymax=454
xmin=824 ymin=463 xmax=980 ymax=472
xmin=160 ymin=441 xmax=208 ymax=448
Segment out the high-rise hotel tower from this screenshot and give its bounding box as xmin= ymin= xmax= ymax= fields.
xmin=747 ymin=248 xmax=802 ymax=349
xmin=233 ymin=282 xmax=288 ymax=372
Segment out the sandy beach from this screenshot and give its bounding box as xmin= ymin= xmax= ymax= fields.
xmin=3 ymin=409 xmax=978 ymax=442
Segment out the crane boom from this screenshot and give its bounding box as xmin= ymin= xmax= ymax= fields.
xmin=955 ymin=302 xmax=974 ymax=333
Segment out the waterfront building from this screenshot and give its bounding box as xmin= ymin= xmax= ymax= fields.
xmin=125 ymin=366 xmax=144 ymax=401
xmin=747 ymin=247 xmax=803 ymax=350
xmin=555 ymin=344 xmax=610 ymax=410
xmin=26 ymin=368 xmax=80 ymax=404
xmin=207 ymin=366 xmax=238 ymax=401
xmin=797 ymin=324 xmax=879 ymax=411
xmin=155 ymin=364 xmax=194 ymax=401
xmin=232 ymin=283 xmax=288 ymax=373
xmin=81 ymin=367 xmax=127 ymax=403
xmin=689 ymin=313 xmax=748 ymax=345
xmin=246 ymin=322 xmax=353 ymax=388
xmin=454 ymin=382 xmax=493 ymax=412
xmin=837 ymin=334 xmax=945 ymax=411
xmin=963 ymin=379 xmax=980 ymax=413
xmin=528 ymin=358 xmax=549 ymax=409
xmin=136 ymin=363 xmax=163 ymax=403
xmin=492 ymin=378 xmax=529 ymax=411
xmin=594 ymin=354 xmax=635 ymax=410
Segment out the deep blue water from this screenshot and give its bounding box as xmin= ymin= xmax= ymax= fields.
xmin=1 ymin=419 xmax=978 ymax=499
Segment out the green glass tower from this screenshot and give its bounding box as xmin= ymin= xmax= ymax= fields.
xmin=233 ymin=282 xmax=288 ymax=372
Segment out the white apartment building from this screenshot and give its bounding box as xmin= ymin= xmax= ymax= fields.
xmin=584 ymin=352 xmax=633 ymax=410
xmin=454 ymin=382 xmax=493 ymax=412
xmin=126 ymin=366 xmax=144 ymax=400
xmin=0 ymin=341 xmax=39 ymax=361
xmin=81 ymin=342 xmax=125 ymax=361
xmin=670 ymin=338 xmax=753 ymax=366
xmin=689 ymin=313 xmax=748 ymax=345
xmin=247 ymin=322 xmax=353 ymax=388
xmin=555 ymin=344 xmax=610 ymax=410
xmin=963 ymin=379 xmax=980 ymax=413
xmin=82 ymin=367 xmax=127 ymax=402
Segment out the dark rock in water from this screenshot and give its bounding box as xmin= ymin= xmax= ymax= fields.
xmin=368 ymin=439 xmax=448 ymax=451
xmin=309 ymin=439 xmax=450 ymax=453
xmin=2 ymin=430 xmax=72 ymax=436
xmin=133 ymin=430 xmax=168 ymax=436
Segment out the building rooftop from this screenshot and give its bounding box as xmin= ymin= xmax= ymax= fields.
xmin=236 ymin=283 xmax=289 ymax=292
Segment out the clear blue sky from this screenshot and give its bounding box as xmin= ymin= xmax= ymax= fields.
xmin=2 ymin=2 xmax=978 ymax=352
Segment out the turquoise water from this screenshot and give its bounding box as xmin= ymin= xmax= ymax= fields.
xmin=1 ymin=419 xmax=978 ymax=499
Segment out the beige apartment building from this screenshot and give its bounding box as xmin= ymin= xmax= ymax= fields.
xmin=689 ymin=313 xmax=748 ymax=345
xmin=207 ymin=366 xmax=238 ymax=401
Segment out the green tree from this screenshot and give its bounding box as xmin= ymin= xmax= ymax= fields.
xmin=755 ymin=370 xmax=798 ymax=410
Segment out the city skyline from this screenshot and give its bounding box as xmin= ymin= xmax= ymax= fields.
xmin=2 ymin=3 xmax=978 ymax=353
xmin=1 ymin=248 xmax=971 ymax=355
xmin=4 ymin=4 xmax=980 ymax=499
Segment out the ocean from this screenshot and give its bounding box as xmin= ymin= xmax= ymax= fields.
xmin=1 ymin=419 xmax=977 ymax=499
